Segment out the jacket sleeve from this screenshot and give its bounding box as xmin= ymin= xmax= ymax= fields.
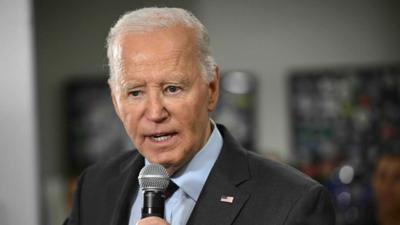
xmin=283 ymin=184 xmax=336 ymax=225
xmin=62 ymin=171 xmax=87 ymax=225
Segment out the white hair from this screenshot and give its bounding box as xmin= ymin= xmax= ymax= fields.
xmin=106 ymin=7 xmax=217 ymax=85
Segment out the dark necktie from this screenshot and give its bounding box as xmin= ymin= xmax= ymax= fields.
xmin=164 ymin=180 xmax=179 ymax=199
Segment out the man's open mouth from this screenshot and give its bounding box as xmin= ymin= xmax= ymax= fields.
xmin=147 ymin=132 xmax=177 ymax=142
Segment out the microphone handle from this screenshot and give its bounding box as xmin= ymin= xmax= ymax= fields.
xmin=142 ymin=190 xmax=165 ymax=218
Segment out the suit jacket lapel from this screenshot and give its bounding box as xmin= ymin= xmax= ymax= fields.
xmin=187 ymin=125 xmax=250 ymax=225
xmin=109 ymin=152 xmax=144 ymax=225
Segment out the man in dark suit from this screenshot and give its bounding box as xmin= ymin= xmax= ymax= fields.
xmin=64 ymin=7 xmax=335 ymax=225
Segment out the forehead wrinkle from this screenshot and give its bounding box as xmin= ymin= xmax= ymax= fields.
xmin=124 ymin=48 xmax=192 ymax=77
xmin=130 ymin=49 xmax=181 ymax=65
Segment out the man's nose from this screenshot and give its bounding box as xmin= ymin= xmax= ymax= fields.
xmin=145 ymin=94 xmax=168 ymax=122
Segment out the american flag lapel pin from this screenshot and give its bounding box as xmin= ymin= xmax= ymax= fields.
xmin=220 ymin=195 xmax=234 ymax=203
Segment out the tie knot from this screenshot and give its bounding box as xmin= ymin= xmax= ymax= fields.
xmin=164 ymin=180 xmax=179 ymax=199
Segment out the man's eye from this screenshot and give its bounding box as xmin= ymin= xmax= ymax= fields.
xmin=129 ymin=90 xmax=141 ymax=97
xmin=165 ymin=85 xmax=180 ymax=93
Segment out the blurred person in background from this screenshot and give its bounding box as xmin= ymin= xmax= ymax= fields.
xmin=63 ymin=7 xmax=335 ymax=225
xmin=372 ymin=142 xmax=400 ymax=225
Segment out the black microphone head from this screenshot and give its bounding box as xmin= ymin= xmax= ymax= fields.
xmin=138 ymin=164 xmax=169 ymax=192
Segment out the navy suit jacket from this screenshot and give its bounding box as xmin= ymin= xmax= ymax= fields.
xmin=64 ymin=124 xmax=335 ymax=225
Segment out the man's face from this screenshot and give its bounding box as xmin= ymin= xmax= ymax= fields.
xmin=372 ymin=156 xmax=400 ymax=214
xmin=110 ymin=25 xmax=219 ymax=174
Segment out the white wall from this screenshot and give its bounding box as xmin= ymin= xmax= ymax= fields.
xmin=0 ymin=0 xmax=39 ymax=225
xmin=196 ymin=0 xmax=400 ymax=159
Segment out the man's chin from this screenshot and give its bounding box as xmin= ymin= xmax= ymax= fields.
xmin=145 ymin=156 xmax=176 ymax=168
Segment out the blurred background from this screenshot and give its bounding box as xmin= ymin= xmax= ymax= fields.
xmin=1 ymin=0 xmax=400 ymax=225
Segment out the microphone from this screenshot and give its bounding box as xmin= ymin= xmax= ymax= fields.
xmin=138 ymin=164 xmax=170 ymax=218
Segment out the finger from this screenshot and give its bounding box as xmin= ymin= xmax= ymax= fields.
xmin=136 ymin=216 xmax=169 ymax=225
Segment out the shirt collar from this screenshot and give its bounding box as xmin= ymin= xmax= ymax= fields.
xmin=170 ymin=120 xmax=223 ymax=201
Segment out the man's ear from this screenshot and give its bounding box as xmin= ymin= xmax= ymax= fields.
xmin=108 ymin=79 xmax=122 ymax=120
xmin=207 ymin=66 xmax=220 ymax=112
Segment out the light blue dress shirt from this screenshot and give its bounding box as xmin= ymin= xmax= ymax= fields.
xmin=129 ymin=122 xmax=223 ymax=225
